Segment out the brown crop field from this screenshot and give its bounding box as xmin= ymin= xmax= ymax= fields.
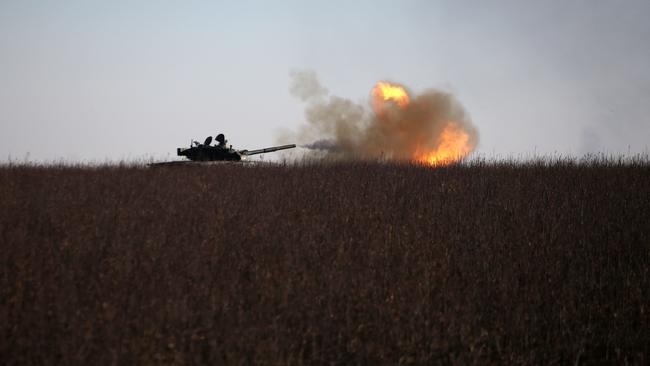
xmin=1 ymin=158 xmax=649 ymax=365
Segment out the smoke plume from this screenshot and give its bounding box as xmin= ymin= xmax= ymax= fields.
xmin=286 ymin=70 xmax=479 ymax=165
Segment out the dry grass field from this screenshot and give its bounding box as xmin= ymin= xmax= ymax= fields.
xmin=1 ymin=158 xmax=648 ymax=364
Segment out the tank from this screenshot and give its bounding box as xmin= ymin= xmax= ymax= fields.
xmin=177 ymin=133 xmax=296 ymax=161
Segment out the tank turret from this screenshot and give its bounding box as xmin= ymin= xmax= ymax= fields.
xmin=176 ymin=134 xmax=296 ymax=161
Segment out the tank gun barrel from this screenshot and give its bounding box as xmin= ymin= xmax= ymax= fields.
xmin=242 ymin=144 xmax=296 ymax=156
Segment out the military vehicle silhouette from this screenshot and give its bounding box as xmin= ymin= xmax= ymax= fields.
xmin=177 ymin=133 xmax=296 ymax=161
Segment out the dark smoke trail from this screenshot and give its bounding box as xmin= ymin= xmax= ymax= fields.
xmin=301 ymin=139 xmax=341 ymax=152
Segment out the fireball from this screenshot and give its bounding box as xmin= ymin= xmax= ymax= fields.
xmin=372 ymin=81 xmax=410 ymax=108
xmin=371 ymin=82 xmax=410 ymax=117
xmin=371 ymin=81 xmax=473 ymax=166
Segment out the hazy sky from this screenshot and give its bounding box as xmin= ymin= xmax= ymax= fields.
xmin=1 ymin=0 xmax=649 ymax=162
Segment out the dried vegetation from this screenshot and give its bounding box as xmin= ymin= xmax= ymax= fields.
xmin=1 ymin=158 xmax=648 ymax=364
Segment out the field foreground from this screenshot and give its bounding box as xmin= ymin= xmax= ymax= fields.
xmin=1 ymin=160 xmax=649 ymax=364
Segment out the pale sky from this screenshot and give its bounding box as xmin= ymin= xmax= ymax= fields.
xmin=1 ymin=0 xmax=649 ymax=162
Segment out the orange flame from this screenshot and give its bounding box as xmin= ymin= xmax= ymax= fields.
xmin=371 ymin=81 xmax=473 ymax=166
xmin=372 ymin=81 xmax=410 ymax=112
xmin=414 ymin=123 xmax=472 ymax=166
